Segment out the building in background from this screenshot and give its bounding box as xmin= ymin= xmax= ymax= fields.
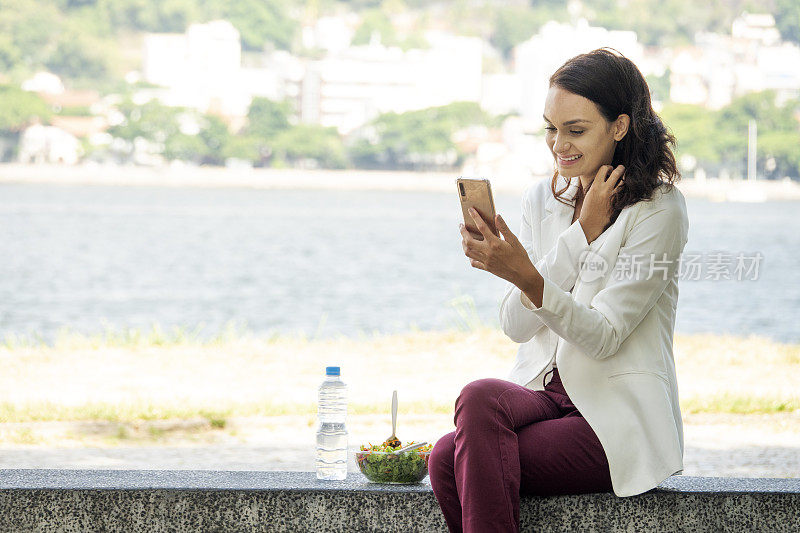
xmin=299 ymin=32 xmax=482 ymax=133
xmin=18 ymin=123 xmax=81 ymax=165
xmin=143 ymin=20 xmax=250 ymax=118
xmin=670 ymin=13 xmax=800 ymax=109
xmin=513 ymin=19 xmax=644 ymax=130
xmin=142 ymin=20 xmax=481 ymax=135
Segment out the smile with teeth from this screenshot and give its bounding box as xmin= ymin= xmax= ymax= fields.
xmin=559 ymin=155 xmax=582 ymax=162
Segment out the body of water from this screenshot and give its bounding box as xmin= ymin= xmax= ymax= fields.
xmin=2 ymin=182 xmax=798 ymax=343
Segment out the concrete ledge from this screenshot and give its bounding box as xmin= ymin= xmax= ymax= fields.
xmin=0 ymin=470 xmax=798 ymax=532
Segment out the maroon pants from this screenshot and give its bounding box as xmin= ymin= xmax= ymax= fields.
xmin=429 ymin=369 xmax=613 ymax=533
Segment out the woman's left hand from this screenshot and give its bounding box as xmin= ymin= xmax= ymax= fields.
xmin=460 ymin=207 xmax=537 ymax=288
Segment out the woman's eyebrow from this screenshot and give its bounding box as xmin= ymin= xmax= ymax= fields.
xmin=542 ymin=116 xmax=592 ymax=126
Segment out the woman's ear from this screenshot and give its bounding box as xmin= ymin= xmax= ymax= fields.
xmin=614 ymin=114 xmax=630 ymax=141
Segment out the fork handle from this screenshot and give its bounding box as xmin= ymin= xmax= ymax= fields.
xmin=391 ymin=390 xmax=398 ymax=435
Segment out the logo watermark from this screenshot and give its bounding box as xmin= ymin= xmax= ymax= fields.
xmin=576 ymin=251 xmax=764 ymax=282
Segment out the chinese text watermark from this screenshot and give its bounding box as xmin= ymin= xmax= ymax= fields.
xmin=577 ymin=251 xmax=764 ymax=282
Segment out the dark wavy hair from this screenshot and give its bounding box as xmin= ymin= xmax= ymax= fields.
xmin=548 ymin=48 xmax=679 ymax=222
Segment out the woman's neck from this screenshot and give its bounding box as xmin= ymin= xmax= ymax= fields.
xmin=579 ymin=175 xmax=593 ymax=192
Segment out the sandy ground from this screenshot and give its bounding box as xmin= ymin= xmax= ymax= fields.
xmin=0 ymin=412 xmax=798 ymax=478
xmin=0 ymin=330 xmax=797 ymax=480
xmin=1 ymin=331 xmax=796 ymax=427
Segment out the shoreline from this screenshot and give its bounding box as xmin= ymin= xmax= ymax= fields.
xmin=2 ymin=163 xmax=800 ymax=200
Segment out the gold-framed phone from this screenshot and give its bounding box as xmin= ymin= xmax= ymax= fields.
xmin=456 ymin=177 xmax=498 ymax=240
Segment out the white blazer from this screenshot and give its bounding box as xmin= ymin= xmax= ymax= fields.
xmin=499 ymin=174 xmax=689 ymax=498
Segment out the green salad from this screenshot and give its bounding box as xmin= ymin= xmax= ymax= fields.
xmin=356 ymin=442 xmax=434 ymax=483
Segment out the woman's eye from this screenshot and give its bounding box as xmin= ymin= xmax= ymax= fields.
xmin=570 ymin=130 xmax=584 ymax=135
xmin=544 ymin=126 xmax=556 ymax=132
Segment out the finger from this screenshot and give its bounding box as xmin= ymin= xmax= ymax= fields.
xmin=459 ymin=223 xmax=479 ymax=242
xmin=469 ymin=258 xmax=486 ymax=271
xmin=595 ymin=165 xmax=613 ymax=183
xmin=608 ymin=165 xmax=625 ymax=184
xmin=464 ymin=247 xmax=484 ymax=263
xmin=461 ymin=225 xmax=484 ymax=244
xmin=495 ymin=214 xmax=519 ymax=245
xmin=469 ymin=207 xmax=492 ymax=240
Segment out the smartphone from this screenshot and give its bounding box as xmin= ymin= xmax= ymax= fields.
xmin=456 ymin=177 xmax=498 ymax=240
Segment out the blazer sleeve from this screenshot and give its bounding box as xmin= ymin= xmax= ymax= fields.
xmin=523 ymin=199 xmax=688 ymax=360
xmin=499 ymin=192 xmax=591 ymax=343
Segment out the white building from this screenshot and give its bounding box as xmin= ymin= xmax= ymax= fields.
xmin=143 ymin=20 xmax=250 ymax=117
xmin=299 ymin=32 xmax=483 ymax=134
xmin=670 ymin=13 xmax=800 ymax=109
xmin=670 ymin=34 xmax=737 ymax=109
xmin=18 ymin=124 xmax=81 ymax=165
xmin=513 ymin=19 xmax=644 ymax=129
xmin=481 ymin=73 xmax=522 ymax=116
xmin=21 ymin=72 xmax=64 ymax=95
xmin=141 ymin=21 xmax=481 ymax=134
xmin=301 ymin=15 xmax=357 ymax=54
xmin=731 ymin=13 xmax=781 ymax=46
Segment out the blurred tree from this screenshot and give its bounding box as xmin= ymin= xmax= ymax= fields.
xmin=660 ymin=102 xmax=720 ymax=164
xmin=716 ymin=91 xmax=800 ymax=179
xmin=490 ymin=6 xmax=563 ymax=60
xmin=352 ymin=9 xmax=397 ymax=46
xmin=0 ymin=34 xmax=21 ymax=71
xmin=246 ymin=97 xmax=292 ymax=139
xmin=45 ymin=31 xmax=110 ymax=80
xmin=110 ymin=99 xmax=182 ymax=143
xmin=222 ymin=135 xmax=261 ymax=163
xmin=0 ymin=0 xmax=61 ymax=68
xmin=163 ymin=132 xmax=207 ymax=162
xmin=100 ymin=0 xmax=199 ymax=33
xmin=662 ymin=92 xmax=800 ymax=179
xmin=0 ymin=85 xmax=51 ymax=131
xmin=197 ymin=114 xmax=231 ymax=165
xmin=758 ymin=129 xmax=800 ymax=180
xmin=585 ymin=0 xmax=724 ymax=47
xmin=774 ymin=0 xmax=800 ymax=45
xmin=645 ymin=70 xmax=671 ymax=104
xmin=216 ymin=0 xmax=296 ymax=51
xmin=349 ymin=101 xmax=495 ymax=170
xmin=272 ymin=124 xmax=347 ymax=168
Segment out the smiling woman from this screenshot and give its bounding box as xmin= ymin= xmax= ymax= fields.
xmin=433 ymin=48 xmax=689 ymax=533
xmin=546 ymin=47 xmax=679 ymax=225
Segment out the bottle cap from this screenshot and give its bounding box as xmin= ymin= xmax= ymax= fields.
xmin=325 ymin=366 xmax=340 ymax=376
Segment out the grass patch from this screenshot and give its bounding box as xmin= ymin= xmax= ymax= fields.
xmin=115 ymin=425 xmax=129 ymax=440
xmin=148 ymin=426 xmax=166 ymax=439
xmin=207 ymin=417 xmax=227 ymax=429
xmin=0 ymin=400 xmax=455 ymax=424
xmin=2 ymin=395 xmax=796 ymax=423
xmin=0 ymin=326 xmax=796 ymax=425
xmin=682 ymin=394 xmax=800 ymax=415
xmin=9 ymin=428 xmax=39 ymax=445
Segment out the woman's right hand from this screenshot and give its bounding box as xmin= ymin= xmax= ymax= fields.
xmin=578 ymin=164 xmax=625 ymax=243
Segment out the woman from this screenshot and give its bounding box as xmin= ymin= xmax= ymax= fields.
xmin=429 ymin=48 xmax=689 ymax=532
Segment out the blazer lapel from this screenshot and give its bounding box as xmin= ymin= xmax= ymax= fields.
xmin=540 ymin=175 xmax=579 ymax=254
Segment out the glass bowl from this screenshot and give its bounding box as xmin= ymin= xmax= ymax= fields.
xmin=355 ymin=449 xmax=431 ymax=484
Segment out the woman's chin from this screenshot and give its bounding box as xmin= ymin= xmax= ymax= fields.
xmin=557 ymin=166 xmax=580 ymax=177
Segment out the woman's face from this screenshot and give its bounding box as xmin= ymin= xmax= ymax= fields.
xmin=543 ymin=86 xmax=628 ymax=181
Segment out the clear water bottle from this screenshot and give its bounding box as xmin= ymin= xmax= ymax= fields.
xmin=316 ymin=366 xmax=348 ymax=480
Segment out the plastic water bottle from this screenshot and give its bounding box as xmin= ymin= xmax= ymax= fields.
xmin=316 ymin=366 xmax=348 ymax=480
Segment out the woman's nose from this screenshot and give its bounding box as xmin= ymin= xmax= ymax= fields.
xmin=553 ymin=135 xmax=571 ymax=153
